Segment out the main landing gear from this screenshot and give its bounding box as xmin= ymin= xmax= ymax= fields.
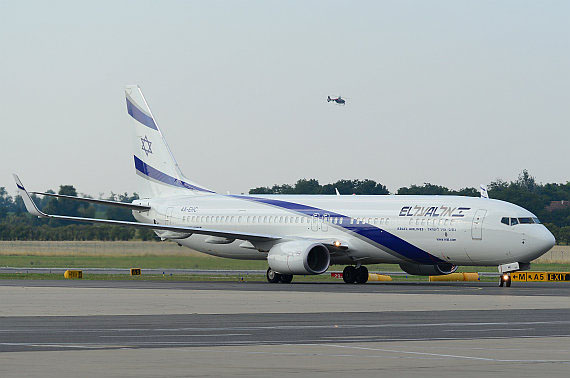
xmin=343 ymin=266 xmax=368 ymax=284
xmin=266 ymin=268 xmax=293 ymax=284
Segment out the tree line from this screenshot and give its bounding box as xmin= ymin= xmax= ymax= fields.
xmin=0 ymin=186 xmax=155 ymax=241
xmin=0 ymin=170 xmax=569 ymax=243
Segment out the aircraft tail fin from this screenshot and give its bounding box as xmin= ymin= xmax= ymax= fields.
xmin=480 ymin=184 xmax=489 ymax=199
xmin=125 ymin=85 xmax=213 ymax=198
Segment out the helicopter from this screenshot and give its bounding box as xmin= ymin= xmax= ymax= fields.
xmin=327 ymin=95 xmax=346 ymax=105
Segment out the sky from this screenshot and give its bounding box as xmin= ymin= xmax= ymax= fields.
xmin=1 ymin=1 xmax=569 ymax=197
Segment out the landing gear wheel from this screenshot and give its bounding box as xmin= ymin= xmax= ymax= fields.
xmin=355 ymin=266 xmax=369 ymax=284
xmin=280 ymin=274 xmax=293 ymax=284
xmin=499 ymin=274 xmax=511 ymax=287
xmin=343 ymin=266 xmax=357 ymax=284
xmin=266 ymin=268 xmax=281 ymax=283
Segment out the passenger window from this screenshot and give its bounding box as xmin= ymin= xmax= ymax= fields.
xmin=501 ymin=217 xmax=509 ymax=225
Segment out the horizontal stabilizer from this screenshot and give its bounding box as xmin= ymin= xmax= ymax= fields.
xmin=31 ymin=191 xmax=150 ymax=211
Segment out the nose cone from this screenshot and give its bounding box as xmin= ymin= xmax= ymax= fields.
xmin=534 ymin=227 xmax=556 ymax=257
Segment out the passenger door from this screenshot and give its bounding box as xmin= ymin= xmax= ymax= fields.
xmin=471 ymin=209 xmax=487 ymax=240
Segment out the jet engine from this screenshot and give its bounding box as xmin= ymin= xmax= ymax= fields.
xmin=399 ymin=262 xmax=457 ymax=276
xmin=267 ymin=240 xmax=330 ymax=275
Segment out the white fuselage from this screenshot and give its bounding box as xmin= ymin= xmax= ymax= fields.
xmin=133 ymin=193 xmax=555 ymax=267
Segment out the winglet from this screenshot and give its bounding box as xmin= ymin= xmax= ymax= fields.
xmin=480 ymin=184 xmax=489 ymax=199
xmin=335 ymin=188 xmax=340 ymax=196
xmin=12 ymin=174 xmax=47 ymax=217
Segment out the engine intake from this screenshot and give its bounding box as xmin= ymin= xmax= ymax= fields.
xmin=268 ymin=240 xmax=330 ymax=275
xmin=399 ymin=262 xmax=457 ymax=276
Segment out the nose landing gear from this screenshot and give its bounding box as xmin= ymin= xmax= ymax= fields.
xmin=499 ymin=273 xmax=511 ymax=287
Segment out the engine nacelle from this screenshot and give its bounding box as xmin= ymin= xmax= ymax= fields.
xmin=268 ymin=240 xmax=330 ymax=275
xmin=399 ymin=262 xmax=457 ymax=276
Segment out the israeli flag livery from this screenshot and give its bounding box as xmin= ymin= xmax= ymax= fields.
xmin=125 ymin=85 xmax=212 ymax=198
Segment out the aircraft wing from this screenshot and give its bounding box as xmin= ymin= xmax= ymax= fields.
xmin=31 ymin=191 xmax=150 ymax=211
xmin=14 ymin=175 xmax=280 ymax=243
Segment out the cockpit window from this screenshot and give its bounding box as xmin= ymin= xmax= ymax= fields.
xmin=502 ymin=217 xmax=541 ymax=226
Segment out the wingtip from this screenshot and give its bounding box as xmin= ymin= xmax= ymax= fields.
xmin=12 ymin=174 xmax=24 ymax=191
xmin=12 ymin=174 xmax=46 ymax=218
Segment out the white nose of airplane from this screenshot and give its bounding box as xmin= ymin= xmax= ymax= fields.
xmin=534 ymin=227 xmax=556 ymax=257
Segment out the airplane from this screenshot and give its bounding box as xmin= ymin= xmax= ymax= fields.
xmin=14 ymin=85 xmax=555 ymax=287
xmin=327 ymin=96 xmax=345 ymax=105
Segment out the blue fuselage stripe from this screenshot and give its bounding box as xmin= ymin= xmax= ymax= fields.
xmin=132 ymin=158 xmax=442 ymax=264
xmin=126 ymin=98 xmax=158 ymax=130
xmin=134 ymin=156 xmax=213 ymax=193
xmin=230 ymin=194 xmax=443 ymax=264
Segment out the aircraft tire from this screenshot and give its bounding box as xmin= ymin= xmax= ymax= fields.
xmin=343 ymin=266 xmax=357 ymax=284
xmin=506 ymin=278 xmax=512 ymax=287
xmin=266 ymin=268 xmax=281 ymax=283
xmin=355 ymin=266 xmax=369 ymax=284
xmin=499 ymin=276 xmax=504 ymax=287
xmin=280 ymin=274 xmax=293 ymax=284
